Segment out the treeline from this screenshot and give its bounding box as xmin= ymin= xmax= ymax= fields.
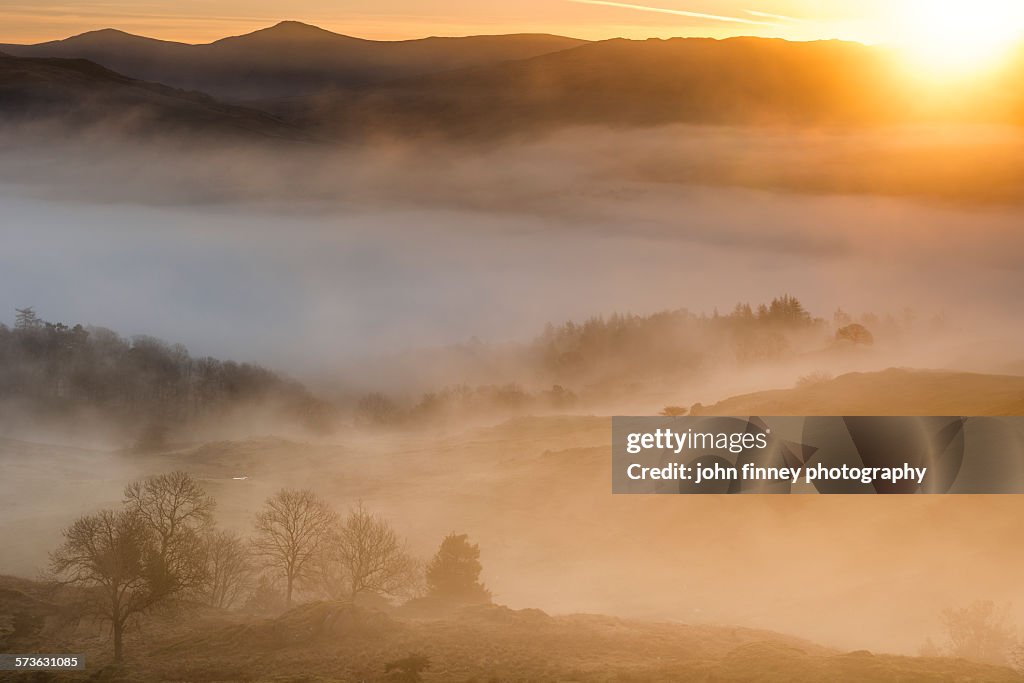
xmin=533 ymin=294 xmax=822 ymax=383
xmin=49 ymin=471 xmax=491 ymax=661
xmin=352 ymin=295 xmax=834 ymax=424
xmin=0 ymin=308 xmax=333 ymax=439
xmin=4 ymin=296 xmax=909 ymax=434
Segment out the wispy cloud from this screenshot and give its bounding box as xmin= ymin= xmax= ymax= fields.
xmin=745 ymin=9 xmax=805 ymax=23
xmin=568 ymin=0 xmax=780 ymax=26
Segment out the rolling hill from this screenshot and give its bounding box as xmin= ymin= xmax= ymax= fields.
xmin=2 ymin=582 xmax=1019 ymax=682
xmin=63 ymin=601 xmax=1024 ymax=681
xmin=4 ymin=27 xmax=1023 ymax=140
xmin=302 ymin=36 xmax=1024 ymax=138
xmin=0 ymin=22 xmax=585 ymax=102
xmin=0 ymin=51 xmax=308 ymax=140
xmin=690 ymin=368 xmax=1024 ymax=416
xmin=1 ymin=368 xmax=1023 ymax=662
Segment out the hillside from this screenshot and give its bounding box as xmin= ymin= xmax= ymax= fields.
xmin=0 ymin=52 xmax=308 ymax=140
xmin=691 ymin=368 xmax=1024 ymax=416
xmin=2 ymin=369 xmax=1024 ymax=657
xmin=0 ymin=313 xmax=332 ymax=442
xmin=0 ymin=582 xmax=1018 ymax=682
xmin=0 ymin=22 xmax=585 ymax=102
xmin=4 ymin=29 xmax=1023 ymax=140
xmin=296 ymin=36 xmax=1023 ymax=137
xmin=145 ymin=602 xmax=1024 ymax=682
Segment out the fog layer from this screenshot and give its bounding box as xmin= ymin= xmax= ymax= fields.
xmin=2 ymin=124 xmax=1023 ymax=378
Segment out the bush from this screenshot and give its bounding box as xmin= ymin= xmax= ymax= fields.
xmin=836 ymin=323 xmax=874 ymax=345
xmin=385 ymin=654 xmax=430 ymax=682
xmin=659 ymin=406 xmax=688 ymax=417
xmin=795 ymin=371 xmax=832 ymax=388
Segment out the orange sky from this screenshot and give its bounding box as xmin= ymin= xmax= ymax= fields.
xmin=4 ymin=0 xmax=1024 ymax=80
xmin=0 ymin=0 xmax=909 ymax=44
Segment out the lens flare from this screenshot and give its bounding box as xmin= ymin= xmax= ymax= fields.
xmin=897 ymin=0 xmax=1024 ymax=76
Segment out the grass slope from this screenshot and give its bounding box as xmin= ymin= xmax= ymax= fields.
xmin=0 ymin=587 xmax=1018 ymax=682
xmin=691 ymin=368 xmax=1024 ymax=416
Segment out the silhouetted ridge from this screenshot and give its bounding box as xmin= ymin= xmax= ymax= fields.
xmin=0 ymin=53 xmax=310 ymax=140
xmin=44 ymin=27 xmax=184 ymax=48
xmin=298 ymin=34 xmax=1024 ymax=137
xmin=214 ymin=20 xmax=363 ymax=45
xmin=4 ymin=26 xmax=1021 ymax=135
xmin=0 ymin=23 xmax=585 ymax=101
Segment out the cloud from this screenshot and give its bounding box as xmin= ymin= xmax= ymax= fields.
xmin=567 ymin=0 xmax=779 ymax=26
xmin=745 ymin=9 xmax=805 ymax=22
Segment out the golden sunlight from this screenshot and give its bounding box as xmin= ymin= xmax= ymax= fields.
xmin=897 ymin=0 xmax=1024 ymax=76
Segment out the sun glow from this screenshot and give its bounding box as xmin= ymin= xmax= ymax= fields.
xmin=896 ymin=0 xmax=1024 ymax=76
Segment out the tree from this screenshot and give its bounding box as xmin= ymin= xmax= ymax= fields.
xmin=836 ymin=323 xmax=874 ymax=346
xmin=123 ymin=471 xmax=214 ymax=596
xmin=49 ymin=508 xmax=162 ymax=661
xmin=14 ymin=307 xmax=41 ymax=330
xmin=318 ymin=503 xmax=418 ymax=602
xmin=940 ymin=601 xmax=1018 ymax=665
xmin=659 ymin=406 xmax=688 ymax=417
xmin=0 ymin=312 xmax=332 ymax=440
xmin=252 ymin=489 xmax=336 ymax=607
xmin=425 ymin=533 xmax=491 ymax=604
xmin=200 ymin=529 xmax=253 ymax=609
xmin=759 ymin=295 xmax=813 ymax=327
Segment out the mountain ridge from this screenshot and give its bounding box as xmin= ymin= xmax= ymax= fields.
xmin=7 ymin=21 xmax=584 ymax=48
xmin=0 ymin=22 xmax=587 ymax=101
xmin=3 ymin=25 xmax=1022 ymax=139
xmin=0 ymin=52 xmax=311 ymax=140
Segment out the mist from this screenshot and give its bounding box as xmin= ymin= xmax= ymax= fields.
xmin=2 ymin=123 xmax=1022 ymax=380
xmin=2 ymin=121 xmax=1024 ymax=675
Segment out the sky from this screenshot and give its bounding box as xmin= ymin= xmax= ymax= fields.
xmin=0 ymin=0 xmax=931 ymax=45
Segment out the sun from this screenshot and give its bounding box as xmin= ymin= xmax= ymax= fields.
xmin=896 ymin=0 xmax=1024 ymax=76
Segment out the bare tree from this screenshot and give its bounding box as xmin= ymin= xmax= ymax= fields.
xmin=200 ymin=529 xmax=253 ymax=609
xmin=318 ymin=502 xmax=419 ymax=602
xmin=49 ymin=508 xmax=162 ymax=661
xmin=252 ymin=489 xmax=336 ymax=607
xmin=940 ymin=601 xmax=1018 ymax=665
xmin=14 ymin=306 xmax=42 ymax=330
xmin=124 ymin=471 xmax=215 ymax=596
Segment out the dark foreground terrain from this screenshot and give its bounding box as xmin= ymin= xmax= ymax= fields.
xmin=1 ymin=576 xmax=1020 ymax=683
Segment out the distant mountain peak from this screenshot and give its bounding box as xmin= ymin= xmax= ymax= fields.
xmin=57 ymin=27 xmax=175 ymax=47
xmin=271 ymin=20 xmax=326 ymax=31
xmin=69 ymin=28 xmax=139 ymax=40
xmin=79 ymin=27 xmax=126 ymax=36
xmin=237 ymin=20 xmax=352 ymax=42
